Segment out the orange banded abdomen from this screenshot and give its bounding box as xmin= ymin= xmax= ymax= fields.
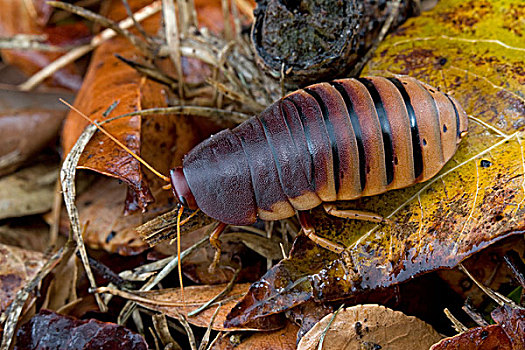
xmin=179 ymin=76 xmax=468 ymax=225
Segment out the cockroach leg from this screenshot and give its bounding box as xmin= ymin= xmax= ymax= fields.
xmin=208 ymin=222 xmax=228 ymax=273
xmin=323 ymin=203 xmax=391 ymax=224
xmin=298 ymin=211 xmax=345 ymax=254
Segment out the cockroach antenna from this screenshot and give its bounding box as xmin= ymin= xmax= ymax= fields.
xmin=60 ymin=99 xmax=187 ymax=298
xmin=60 ymin=99 xmax=170 ymax=183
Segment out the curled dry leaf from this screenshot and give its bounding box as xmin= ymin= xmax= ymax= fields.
xmin=297 ymin=304 xmax=442 ymax=350
xmin=14 ymin=309 xmax=148 ymax=350
xmin=0 ymin=243 xmax=45 ymax=313
xmin=61 ymin=0 xmax=199 ymax=212
xmin=225 ymin=0 xmax=525 ymax=329
xmin=0 ymin=0 xmax=88 ymax=90
xmin=210 ymin=321 xmax=299 ymax=350
xmin=0 ymin=109 xmax=65 ymax=176
xmin=0 ymin=159 xmax=58 ymax=220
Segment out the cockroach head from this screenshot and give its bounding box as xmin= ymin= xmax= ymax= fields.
xmin=169 ymin=167 xmax=198 ymax=210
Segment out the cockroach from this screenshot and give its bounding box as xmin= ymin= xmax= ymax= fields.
xmin=64 ymin=75 xmax=468 ymax=297
xmin=169 ymin=76 xmax=468 ymax=254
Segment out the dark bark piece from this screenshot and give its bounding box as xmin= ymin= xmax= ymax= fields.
xmin=252 ymin=0 xmax=419 ymax=86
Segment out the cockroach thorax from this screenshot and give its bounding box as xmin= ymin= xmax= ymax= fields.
xmin=169 ymin=167 xmax=198 ymax=210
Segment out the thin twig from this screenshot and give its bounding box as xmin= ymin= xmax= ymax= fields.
xmin=0 ymin=35 xmax=66 ymax=51
xmin=172 ymin=309 xmax=198 ymax=350
xmin=163 ymin=0 xmax=184 ymax=100
xmin=199 ymin=305 xmax=222 ymax=350
xmin=19 ymin=1 xmax=161 ymax=91
xmin=444 ymin=308 xmax=468 ymax=333
xmin=121 ymin=0 xmax=150 ymax=41
xmin=188 ymin=267 xmax=240 ymax=316
xmin=458 ymin=264 xmax=521 ymax=308
xmin=118 ymin=236 xmax=209 ymax=324
xmin=47 ymin=1 xmax=151 ymax=55
xmin=60 ymin=124 xmax=107 ymax=312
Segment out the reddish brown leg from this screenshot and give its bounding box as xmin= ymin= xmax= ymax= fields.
xmin=298 ymin=211 xmax=345 ymax=254
xmin=209 ymin=222 xmax=227 ymax=273
xmin=323 ymin=203 xmax=391 ymax=224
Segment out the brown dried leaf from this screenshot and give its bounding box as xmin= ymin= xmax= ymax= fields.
xmin=0 ymin=219 xmax=50 ymax=252
xmin=430 ymin=303 xmax=525 ymax=349
xmin=430 ymin=324 xmax=512 ymax=350
xmin=491 ymin=304 xmax=525 ymax=349
xmin=297 ymin=304 xmax=442 ymax=350
xmin=0 ymin=243 xmax=45 ymax=313
xmin=112 ymin=283 xmax=259 ymax=331
xmin=62 ymin=177 xmax=151 ymax=255
xmin=437 ymin=238 xmax=525 ymax=307
xmin=210 ymin=321 xmax=299 ymax=350
xmin=0 ymin=109 xmax=65 ymax=176
xmin=0 ymin=160 xmax=58 ymax=220
xmin=0 ymin=0 xmax=87 ymax=90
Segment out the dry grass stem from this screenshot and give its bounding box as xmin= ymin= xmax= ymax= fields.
xmin=0 ymin=34 xmax=65 ymax=51
xmin=188 ymin=267 xmax=240 ymax=317
xmin=47 ymin=1 xmax=151 ymax=55
xmin=163 ymin=0 xmax=185 ymax=100
xmin=60 ymin=124 xmax=108 ymax=312
xmin=118 ymin=236 xmax=209 ymax=324
xmin=19 ymin=1 xmax=162 ymax=91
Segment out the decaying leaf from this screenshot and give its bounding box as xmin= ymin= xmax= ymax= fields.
xmin=297 ymin=304 xmax=442 ymax=350
xmin=181 ymin=231 xmax=267 ymax=285
xmin=210 ymin=321 xmax=299 ymax=350
xmin=0 ymin=109 xmax=65 ymax=175
xmin=0 ymin=219 xmax=50 ymax=252
xmin=14 ymin=309 xmax=147 ymax=350
xmin=225 ymin=0 xmax=525 ymax=330
xmin=0 ymin=0 xmax=88 ymax=90
xmin=0 ymin=243 xmax=45 ymax=313
xmin=430 ymin=324 xmax=513 ymax=350
xmin=431 ymin=304 xmax=525 ymax=349
xmin=0 ymin=159 xmax=58 ymax=220
xmin=61 ymin=177 xmax=149 ymax=255
xmin=491 ymin=304 xmax=525 ymax=349
xmin=437 ymin=237 xmax=525 ymax=307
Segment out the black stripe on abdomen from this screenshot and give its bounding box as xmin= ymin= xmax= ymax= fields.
xmin=388 ymin=78 xmax=424 ymax=179
xmin=358 ymin=78 xmax=395 ymax=185
xmin=304 ymin=88 xmax=340 ymax=194
xmin=444 ymin=93 xmax=461 ymax=139
xmin=330 ymin=81 xmax=366 ymax=192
